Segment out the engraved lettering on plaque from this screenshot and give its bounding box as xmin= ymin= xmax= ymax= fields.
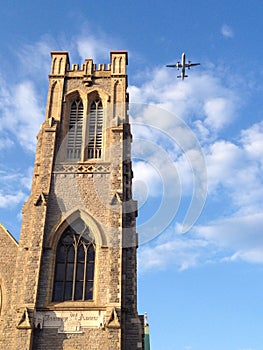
xmin=34 ymin=310 xmax=106 ymax=333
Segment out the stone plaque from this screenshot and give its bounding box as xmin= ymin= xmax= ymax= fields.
xmin=34 ymin=310 xmax=106 ymax=333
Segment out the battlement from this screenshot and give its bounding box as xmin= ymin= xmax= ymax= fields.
xmin=50 ymin=50 xmax=128 ymax=77
xmin=70 ymin=62 xmax=111 ymax=72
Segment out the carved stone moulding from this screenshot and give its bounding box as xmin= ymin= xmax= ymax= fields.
xmin=54 ymin=163 xmax=111 ymax=174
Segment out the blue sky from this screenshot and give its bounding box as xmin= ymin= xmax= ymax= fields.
xmin=1 ymin=1 xmax=263 ymax=349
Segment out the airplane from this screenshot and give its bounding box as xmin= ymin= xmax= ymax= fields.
xmin=166 ymin=52 xmax=200 ymax=80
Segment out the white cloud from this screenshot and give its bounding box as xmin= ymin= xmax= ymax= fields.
xmin=129 ymin=68 xmax=240 ymax=136
xmin=203 ymin=97 xmax=236 ymax=130
xmin=20 ymin=166 xmax=33 ymax=190
xmin=195 ymin=212 xmax=263 ymax=264
xmin=0 ymin=136 xmax=14 ymax=150
xmin=191 ymin=122 xmax=263 ymax=266
xmin=130 ymin=117 xmax=207 ymax=240
xmin=205 ymin=140 xmax=243 ymax=192
xmin=129 ymin=67 xmax=243 ymax=240
xmin=221 ymin=24 xmax=234 ymax=38
xmin=0 ymin=37 xmax=63 ymax=152
xmin=0 ymin=190 xmax=26 ymax=208
xmin=75 ymin=25 xmax=123 ymax=64
xmin=139 ymin=211 xmax=263 ymax=271
xmin=76 ymin=35 xmax=112 ymax=63
xmin=241 ymin=121 xmax=263 ymax=161
xmin=204 ymin=121 xmax=263 ymax=212
xmin=0 ymin=166 xmax=33 ymax=208
xmin=138 ymin=118 xmax=263 ymax=270
xmin=129 ymin=68 xmax=242 ymax=239
xmin=133 ymin=160 xmax=162 ymax=200
xmin=0 ymin=78 xmax=44 ymax=151
xmin=15 ymin=37 xmax=54 ymax=79
xmin=138 ymin=225 xmax=211 ymax=272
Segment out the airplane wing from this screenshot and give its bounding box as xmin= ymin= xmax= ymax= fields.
xmin=166 ymin=63 xmax=182 ymax=68
xmin=185 ymin=63 xmax=200 ymax=68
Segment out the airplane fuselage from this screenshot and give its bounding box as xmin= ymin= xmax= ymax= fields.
xmin=166 ymin=52 xmax=200 ymax=80
xmin=181 ymin=52 xmax=186 ymax=80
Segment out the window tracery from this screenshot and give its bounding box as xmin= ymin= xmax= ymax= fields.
xmin=53 ymin=219 xmax=95 ymax=302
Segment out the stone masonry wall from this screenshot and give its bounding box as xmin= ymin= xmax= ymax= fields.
xmin=0 ymin=224 xmax=18 ymax=348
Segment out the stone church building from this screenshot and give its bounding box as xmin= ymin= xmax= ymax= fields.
xmin=0 ymin=51 xmax=144 ymax=349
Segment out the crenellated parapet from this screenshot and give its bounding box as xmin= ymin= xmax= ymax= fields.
xmin=49 ymin=50 xmax=128 ymax=78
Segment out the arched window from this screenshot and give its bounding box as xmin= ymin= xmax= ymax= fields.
xmin=53 ymin=219 xmax=95 ymax=302
xmin=67 ymin=99 xmax=84 ymax=160
xmin=87 ymin=99 xmax=103 ymax=159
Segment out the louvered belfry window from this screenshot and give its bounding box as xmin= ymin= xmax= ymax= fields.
xmin=87 ymin=99 xmax=103 ymax=159
xmin=67 ymin=99 xmax=84 ymax=160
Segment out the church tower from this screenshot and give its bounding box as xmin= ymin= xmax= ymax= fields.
xmin=0 ymin=51 xmax=144 ymax=349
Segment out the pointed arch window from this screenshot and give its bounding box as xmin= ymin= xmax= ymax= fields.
xmin=67 ymin=99 xmax=84 ymax=160
xmin=87 ymin=99 xmax=103 ymax=159
xmin=53 ymin=219 xmax=95 ymax=302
